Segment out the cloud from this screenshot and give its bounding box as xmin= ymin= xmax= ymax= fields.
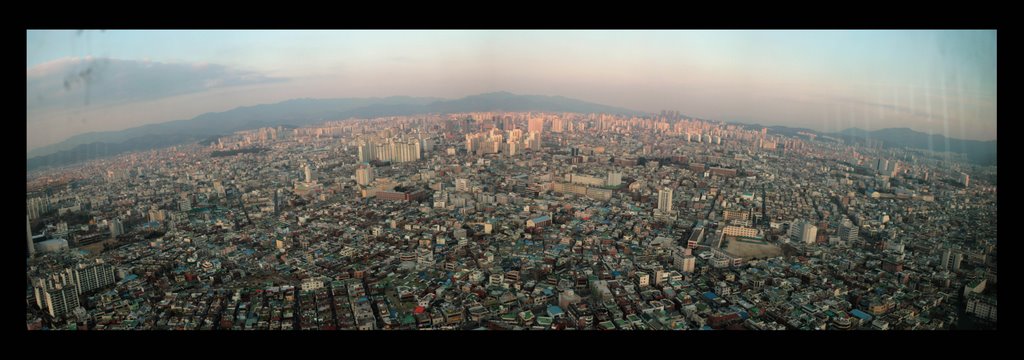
xmin=27 ymin=57 xmax=285 ymax=113
xmin=825 ymin=96 xmax=944 ymax=121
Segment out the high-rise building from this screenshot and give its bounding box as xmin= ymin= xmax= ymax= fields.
xmin=74 ymin=263 xmax=116 ymax=294
xmin=109 ymin=218 xmax=124 ymax=238
xmin=941 ymin=248 xmax=952 ymax=270
xmin=788 ymin=220 xmax=803 ymax=243
xmin=839 ymin=222 xmax=859 ymax=244
xmin=43 ymin=285 xmax=79 ymax=319
xmin=178 ymin=197 xmax=192 ymax=212
xmin=876 ymin=159 xmax=889 ymax=173
xmin=27 ymin=215 xmax=34 ymax=259
xmin=788 ymin=220 xmax=817 ymax=244
xmin=455 ymin=178 xmax=470 ymax=192
xmin=358 ymin=143 xmax=371 ymax=162
xmin=273 ymin=188 xmax=281 ymax=215
xmin=358 ymin=139 xmax=423 ymax=163
xmin=504 ymin=117 xmax=515 ymax=131
xmin=960 ymin=172 xmax=970 ymax=187
xmin=417 ymin=248 xmax=434 ymax=270
xmin=523 ymin=131 xmax=542 ymax=150
xmin=551 ymin=118 xmax=565 ymax=133
xmin=674 ymin=251 xmax=696 ymax=273
xmin=801 ymin=223 xmax=818 ymax=244
xmin=27 ymin=197 xmax=51 ymax=221
xmin=952 ymin=253 xmax=964 ymax=272
xmin=888 ymin=160 xmax=900 ymax=177
xmin=356 ymin=165 xmax=375 ymax=186
xmin=148 ymin=209 xmax=166 ymax=223
xmin=606 ymin=172 xmax=623 ymax=187
xmin=528 ymin=117 xmax=544 ymax=133
xmin=658 ymin=188 xmax=673 ymax=214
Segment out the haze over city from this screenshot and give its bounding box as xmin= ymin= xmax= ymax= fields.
xmin=27 ymin=30 xmax=996 ymax=151
xmin=25 ymin=30 xmax=997 ymax=332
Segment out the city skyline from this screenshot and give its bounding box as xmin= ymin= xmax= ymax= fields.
xmin=27 ymin=30 xmax=996 ymax=152
xmin=25 ymin=111 xmax=998 ymax=330
xmin=25 ymin=29 xmax=998 ymax=332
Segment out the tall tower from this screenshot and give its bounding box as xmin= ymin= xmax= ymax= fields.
xmin=304 ymin=164 xmax=313 ymax=183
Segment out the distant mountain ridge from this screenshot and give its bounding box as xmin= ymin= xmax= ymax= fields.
xmin=834 ymin=127 xmax=996 ymax=165
xmin=27 ymin=92 xmax=644 ymax=170
xmin=27 ymin=96 xmax=444 ymax=159
xmin=725 ymin=121 xmax=995 ymax=165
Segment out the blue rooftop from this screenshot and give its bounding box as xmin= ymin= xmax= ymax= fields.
xmin=850 ymin=309 xmax=873 ymax=321
xmin=703 ymin=292 xmax=718 ymax=300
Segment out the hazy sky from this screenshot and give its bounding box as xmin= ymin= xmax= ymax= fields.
xmin=26 ymin=30 xmax=997 ymax=150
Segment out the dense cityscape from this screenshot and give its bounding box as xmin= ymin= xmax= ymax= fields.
xmin=26 ymin=111 xmax=997 ymax=330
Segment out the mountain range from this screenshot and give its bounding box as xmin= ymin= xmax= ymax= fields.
xmin=27 ymin=92 xmax=644 ymax=170
xmin=833 ymin=127 xmax=996 ymax=165
xmin=26 ymin=92 xmax=995 ymax=170
xmin=731 ymin=122 xmax=996 ymax=165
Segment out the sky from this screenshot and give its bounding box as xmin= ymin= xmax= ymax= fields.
xmin=26 ymin=30 xmax=997 ymax=150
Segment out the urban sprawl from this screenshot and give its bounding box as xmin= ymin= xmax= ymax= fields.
xmin=26 ymin=111 xmax=997 ymax=330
